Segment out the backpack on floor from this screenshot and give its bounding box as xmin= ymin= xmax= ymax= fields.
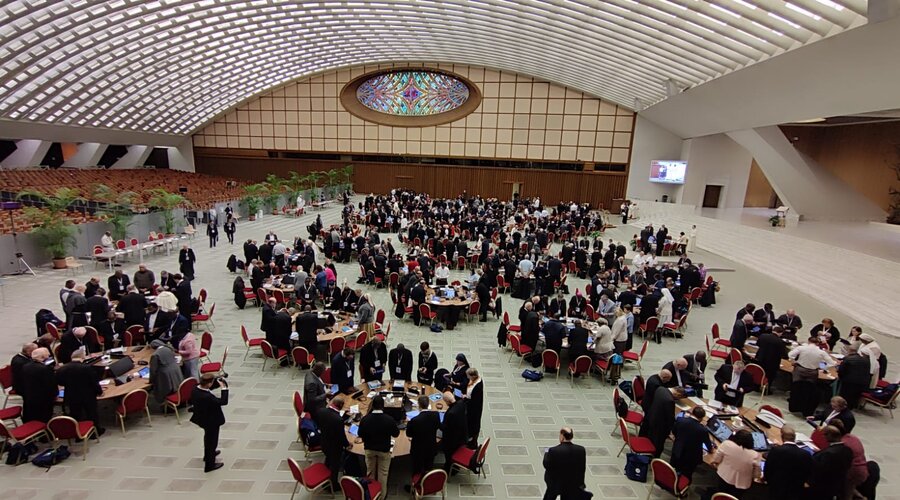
xmin=32 ymin=446 xmax=70 ymax=469
xmin=522 ymin=369 xmax=543 ymax=382
xmin=299 ymin=417 xmax=321 ymax=448
xmin=624 ymin=452 xmax=650 ymax=482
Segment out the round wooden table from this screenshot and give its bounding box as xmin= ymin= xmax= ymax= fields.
xmin=339 ymin=380 xmax=445 ymax=457
xmin=425 ymin=286 xmax=474 ymax=330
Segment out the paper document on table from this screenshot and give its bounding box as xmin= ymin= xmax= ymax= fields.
xmin=688 ymin=397 xmax=706 ymax=406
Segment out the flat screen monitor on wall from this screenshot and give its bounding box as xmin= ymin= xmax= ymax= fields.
xmin=649 ymin=160 xmax=687 ymax=184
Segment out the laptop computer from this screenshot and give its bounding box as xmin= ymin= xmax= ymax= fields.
xmin=706 ymin=416 xmax=733 ymax=442
xmin=108 ymin=356 xmax=135 ymax=385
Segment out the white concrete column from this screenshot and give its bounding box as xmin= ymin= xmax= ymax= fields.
xmin=0 ymin=139 xmax=51 ymax=168
xmin=167 ymin=138 xmax=195 ymax=172
xmin=727 ymin=126 xmax=886 ymax=221
xmin=62 ymin=142 xmax=107 ymax=167
xmin=110 ymin=145 xmax=152 ymax=169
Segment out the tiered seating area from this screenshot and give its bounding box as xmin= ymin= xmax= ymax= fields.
xmin=0 ymin=168 xmax=249 ymax=234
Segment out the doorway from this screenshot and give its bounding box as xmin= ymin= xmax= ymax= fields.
xmin=511 ymin=182 xmax=523 ymax=200
xmin=702 ymin=185 xmax=723 ymax=208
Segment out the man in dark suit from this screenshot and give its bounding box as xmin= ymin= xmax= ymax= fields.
xmin=190 ymin=373 xmax=229 ymax=473
xmin=641 ymin=369 xmax=672 ymax=415
xmin=21 ymin=348 xmax=57 ymax=423
xmin=410 ymin=280 xmax=427 ymax=326
xmin=56 ymin=350 xmax=105 ymax=434
xmin=107 ymin=270 xmax=131 ymax=301
xmin=806 ymin=425 xmax=853 ymax=500
xmin=683 ymin=351 xmax=708 ymax=386
xmin=567 ymin=320 xmax=590 ymax=361
xmin=754 ymin=327 xmax=787 ymax=388
xmin=764 ymin=426 xmax=813 ymax=500
xmin=173 ymin=274 xmax=193 ymax=320
xmin=838 ymin=345 xmax=871 ymax=409
xmin=57 ymin=327 xmax=89 ymax=364
xmin=521 ymin=302 xmax=540 ymax=351
xmin=260 ymin=298 xmax=278 ymax=344
xmin=440 ymin=392 xmax=468 ymax=473
xmin=662 ymin=358 xmax=692 ymax=388
xmin=359 ymin=338 xmax=387 ymax=382
xmin=85 ymin=288 xmax=110 ymax=329
xmin=641 ymin=386 xmax=684 ymax=457
xmin=10 ymin=343 xmax=37 ymax=397
xmin=117 ymin=286 xmax=147 ymax=328
xmin=317 ymin=396 xmax=350 ymax=490
xmin=331 ymin=348 xmax=356 ymax=393
xmin=271 ymin=308 xmax=293 ymax=359
xmin=714 ymin=360 xmax=754 ymax=407
xmin=304 ymin=362 xmax=329 ymax=422
xmin=730 ymin=314 xmax=753 ymax=351
xmin=406 ymin=395 xmax=442 ymax=480
xmin=542 ymin=427 xmax=587 ymax=500
xmin=542 ymin=318 xmax=567 ymax=360
xmin=670 ymin=406 xmax=713 ymax=479
xmin=388 ymin=343 xmax=413 ymax=381
xmin=295 ymin=306 xmax=319 ymax=357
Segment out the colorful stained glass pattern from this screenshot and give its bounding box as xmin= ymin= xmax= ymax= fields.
xmin=356 ymin=71 xmax=470 ymax=116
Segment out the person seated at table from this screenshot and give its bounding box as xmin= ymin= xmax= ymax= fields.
xmin=417 ymin=341 xmax=438 ymax=385
xmin=810 ymin=318 xmax=841 ymax=351
xmin=568 ymin=289 xmax=587 ymax=319
xmin=753 ymin=303 xmax=776 ymax=332
xmin=133 ymin=264 xmax=156 ymax=294
xmin=295 ymin=306 xmax=319 ymax=356
xmin=272 ymin=307 xmax=294 ymax=363
xmin=331 ymin=348 xmax=356 ymax=393
xmin=100 ymin=231 xmax=115 ymax=251
xmin=548 ymin=290 xmax=567 ymax=319
xmin=593 ymin=321 xmax=615 ymax=362
xmin=93 ymin=310 xmax=120 ymax=347
xmin=714 ymin=360 xmax=754 ymax=407
xmin=385 ymin=342 xmax=412 ymax=381
xmin=296 ymin=276 xmax=319 ymax=310
xmin=566 ymin=320 xmax=590 ymax=363
xmin=776 ymin=308 xmax=803 ymax=339
xmin=321 ymin=282 xmax=340 ymax=310
xmin=359 ymin=337 xmax=387 ymax=382
xmin=671 ymin=406 xmax=714 ymax=480
xmin=542 ymin=317 xmax=567 ymax=363
xmin=810 ymin=396 xmax=856 ymax=433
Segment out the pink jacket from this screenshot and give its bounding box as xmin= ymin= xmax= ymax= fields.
xmin=178 ymin=333 xmax=201 ymax=361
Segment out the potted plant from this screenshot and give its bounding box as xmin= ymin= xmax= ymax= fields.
xmin=287 ymin=171 xmax=305 ymax=205
xmin=263 ymin=173 xmax=286 ymax=214
xmin=341 ymin=164 xmax=354 ymax=194
xmin=324 ymin=169 xmax=341 ymax=199
xmin=91 ymin=183 xmax=137 ymax=241
xmin=145 ymin=188 xmax=187 ymax=235
xmin=241 ymin=183 xmax=266 ymax=221
xmin=306 ymin=171 xmax=323 ymax=203
xmin=768 ymin=214 xmax=781 ymax=227
xmin=17 ymin=187 xmax=82 ymax=268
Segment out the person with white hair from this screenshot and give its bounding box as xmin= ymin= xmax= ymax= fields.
xmin=858 ymin=333 xmax=882 ymax=387
xmin=730 ymin=314 xmax=754 ymax=351
xmin=21 ymin=347 xmax=57 ymax=422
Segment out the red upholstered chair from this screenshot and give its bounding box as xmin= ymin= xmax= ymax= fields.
xmin=593 ymin=357 xmax=610 ymax=382
xmin=375 ymin=322 xmax=391 ymax=342
xmin=418 ymin=304 xmax=437 ymax=327
xmin=0 ymin=364 xmax=20 ymax=408
xmin=456 ymin=256 xmax=466 ymax=270
xmin=340 ymin=476 xmax=383 ymax=500
xmin=568 ymin=355 xmax=593 ymax=384
xmin=641 ymin=317 xmax=660 ymax=340
xmin=744 ymin=363 xmax=769 ymax=406
xmin=375 ymin=309 xmax=386 ymax=331
xmin=810 ymin=428 xmax=828 ymax=450
xmin=617 ymin=418 xmax=656 ymax=457
xmin=0 ymin=405 xmax=22 ymax=422
xmin=623 ymin=340 xmax=649 ymax=376
xmin=859 ymin=386 xmax=900 ymax=418
xmin=541 ymin=349 xmax=560 ymax=379
xmin=465 ymin=301 xmax=480 ymax=323
xmin=728 ymin=348 xmax=743 ymax=365
xmin=47 ymin=415 xmax=98 ymax=460
xmin=201 ymin=346 xmax=228 ymax=376
xmin=198 ymin=288 xmax=208 ymax=305
xmin=83 ymin=326 xmax=103 ymax=352
xmin=711 ymin=323 xmax=731 ymax=351
xmin=273 ymin=289 xmax=287 ymax=307
xmin=412 ymin=469 xmax=448 ymax=499
xmin=322 ymin=367 xmax=331 ymax=384
xmin=649 ymin=458 xmax=691 ymax=498
xmin=503 ymin=312 xmax=520 ymax=333
xmin=45 ymin=322 xmax=61 ymax=340
xmin=328 ymin=337 xmax=346 ymax=362
xmin=449 ymin=438 xmax=490 ymax=479
xmin=163 ymin=377 xmax=199 ymax=424
xmin=508 ymin=334 xmax=533 ymax=366
xmin=496 ymin=275 xmax=507 ymax=293
xmin=707 ymin=337 xmax=730 ymax=363
xmin=126 ymin=324 xmax=145 ymax=345
xmin=711 ymin=494 xmax=739 ymax=500
xmin=613 ymin=388 xmax=643 ymax=434
xmin=632 ymin=375 xmax=646 ymax=407
xmin=345 ymin=331 xmax=369 ymax=351
xmin=240 ymin=325 xmax=264 ymax=360
xmin=115 ymin=389 xmax=152 ymax=435
xmin=0 ymin=420 xmax=47 ymax=464
xmin=199 ymin=331 xmax=213 ymax=363
xmin=291 ymin=347 xmax=316 ymax=377
xmin=191 ymin=303 xmax=216 ymax=330
xmin=287 ymin=457 xmax=333 ymax=500
xmin=260 ymin=341 xmax=287 ymax=372
xmin=389 ymin=272 xmax=399 ymax=290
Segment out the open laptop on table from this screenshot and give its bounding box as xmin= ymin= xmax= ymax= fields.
xmin=108 ymin=356 xmax=135 ymax=385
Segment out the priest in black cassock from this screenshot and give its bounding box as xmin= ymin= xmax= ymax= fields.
xmin=640 ymin=386 xmax=685 ymax=458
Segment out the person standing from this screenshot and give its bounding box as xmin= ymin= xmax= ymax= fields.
xmin=464 ymin=368 xmax=484 ymax=447
xmin=406 ymin=395 xmax=441 ymax=484
xmin=763 ymin=426 xmax=813 ymax=500
xmin=56 ymin=350 xmax=105 ymax=435
xmin=304 ymin=362 xmax=328 ymax=422
xmin=223 ymin=216 xmax=236 ymax=245
xmin=358 ymin=395 xmax=400 ymax=488
xmin=440 ymin=391 xmax=467 ymax=473
xmin=670 ymin=406 xmax=713 ymax=480
xmin=331 ymin=348 xmax=356 ymax=393
xmin=709 ymin=430 xmax=761 ymax=499
xmin=317 ymin=396 xmax=349 ymax=491
xmin=359 ymin=337 xmax=387 ymax=382
xmin=178 ymin=245 xmax=197 ymax=281
xmin=640 ymin=386 xmax=683 ymax=457
xmin=21 ymin=348 xmax=57 ymax=422
xmin=206 ymin=220 xmax=219 ymax=248
xmin=542 ymin=427 xmax=587 ymax=500
xmin=190 ymin=373 xmax=229 ymax=473
xmin=388 ymin=343 xmax=413 ymax=381
xmin=807 ymin=426 xmax=853 ymax=500
xmin=838 ymin=344 xmax=871 ymax=409
xmin=417 ymin=342 xmax=438 ymax=385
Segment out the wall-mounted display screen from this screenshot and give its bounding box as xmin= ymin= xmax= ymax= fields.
xmin=650 ymin=160 xmax=687 ymax=184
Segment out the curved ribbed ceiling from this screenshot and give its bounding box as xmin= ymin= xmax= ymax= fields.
xmin=0 ymin=0 xmax=867 ymax=135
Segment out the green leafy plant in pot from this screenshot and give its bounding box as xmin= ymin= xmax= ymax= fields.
xmin=91 ymin=183 xmax=138 ymax=241
xmin=17 ymin=187 xmax=83 ymax=268
xmin=241 ymin=183 xmax=267 ymax=221
xmin=145 ymin=188 xmax=186 ymax=235
xmin=768 ymin=215 xmax=781 ymax=227
xmin=263 ymin=174 xmax=286 ymax=213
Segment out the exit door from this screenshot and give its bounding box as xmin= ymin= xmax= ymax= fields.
xmin=702 ymin=185 xmax=723 ymax=208
xmin=512 ymin=182 xmax=523 ymax=200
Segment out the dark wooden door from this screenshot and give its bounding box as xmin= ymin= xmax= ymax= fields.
xmin=702 ymin=185 xmax=722 ymax=208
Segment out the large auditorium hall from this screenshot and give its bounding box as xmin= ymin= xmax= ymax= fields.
xmin=0 ymin=2 xmax=898 ymax=499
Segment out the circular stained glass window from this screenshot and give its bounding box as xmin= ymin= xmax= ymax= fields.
xmin=341 ymin=69 xmax=481 ymax=127
xmin=356 ymin=71 xmax=470 ymax=116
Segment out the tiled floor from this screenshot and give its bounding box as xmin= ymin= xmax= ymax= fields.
xmin=0 ymin=200 xmax=897 ymax=499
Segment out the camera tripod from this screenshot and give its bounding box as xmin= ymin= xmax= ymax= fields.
xmin=9 ymin=251 xmax=35 ymax=276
